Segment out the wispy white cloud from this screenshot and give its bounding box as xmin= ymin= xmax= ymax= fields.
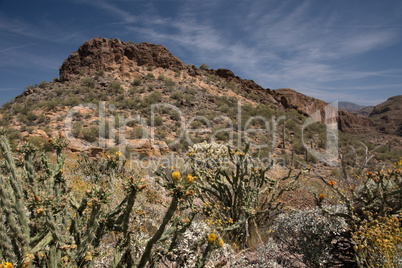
xmin=80 ymin=0 xmax=137 ymax=23
xmin=1 ymin=0 xmax=400 ymax=106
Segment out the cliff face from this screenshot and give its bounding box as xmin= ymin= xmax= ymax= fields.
xmin=272 ymin=88 xmax=374 ymax=134
xmin=59 ymin=37 xmax=187 ymax=82
xmin=369 ymin=95 xmax=402 ymax=136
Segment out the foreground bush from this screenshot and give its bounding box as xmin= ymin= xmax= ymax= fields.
xmin=188 ymin=142 xmax=308 ymax=246
xmin=316 ymin=159 xmax=402 ymax=267
xmin=0 ymin=135 xmax=224 ymax=267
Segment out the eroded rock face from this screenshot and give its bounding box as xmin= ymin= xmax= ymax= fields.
xmin=369 ymin=95 xmax=402 ymax=136
xmin=209 ymin=68 xmax=277 ymax=104
xmin=337 ymin=110 xmax=373 ymax=134
xmin=59 ymin=37 xmax=186 ymax=82
xmin=272 ymin=88 xmax=374 ymax=134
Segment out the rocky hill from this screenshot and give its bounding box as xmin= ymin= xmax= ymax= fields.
xmin=354 ymin=106 xmax=374 ymax=117
xmin=1 ymin=37 xmax=401 ymax=157
xmin=369 ymin=95 xmax=402 ymax=136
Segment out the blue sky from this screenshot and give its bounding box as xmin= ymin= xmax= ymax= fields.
xmin=1 ymin=0 xmax=401 ymax=106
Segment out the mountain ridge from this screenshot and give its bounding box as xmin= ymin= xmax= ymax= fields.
xmin=57 ymin=37 xmax=376 ymax=135
xmin=1 ymin=37 xmax=401 ymax=155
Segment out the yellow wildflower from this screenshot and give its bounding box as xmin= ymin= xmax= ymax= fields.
xmin=36 ymin=208 xmax=44 ymax=215
xmin=208 ymin=233 xmax=216 ymax=244
xmin=329 ymin=180 xmax=336 ymax=187
xmin=172 ymin=171 xmax=181 ymax=182
xmin=319 ymin=193 xmax=325 ymax=200
xmin=116 ymin=151 xmax=122 ymax=158
xmin=186 ymin=190 xmax=194 ymax=196
xmin=1 ymin=262 xmax=13 ymax=268
xmin=186 ymin=174 xmax=194 ymax=184
xmin=217 ymin=238 xmax=224 ymax=247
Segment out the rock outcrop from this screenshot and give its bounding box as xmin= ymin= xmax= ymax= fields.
xmin=208 ymin=68 xmax=277 ymax=104
xmin=59 ymin=37 xmax=187 ymax=82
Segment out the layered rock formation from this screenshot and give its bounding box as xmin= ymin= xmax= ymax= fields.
xmin=59 ymin=37 xmax=187 ymax=82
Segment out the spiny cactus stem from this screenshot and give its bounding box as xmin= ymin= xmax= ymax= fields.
xmin=46 ymin=214 xmax=62 ymax=243
xmin=0 ymin=137 xmax=20 ymax=188
xmin=138 ymin=195 xmax=179 ymax=268
xmin=121 ymin=189 xmax=137 ymax=233
xmin=77 ymin=203 xmax=102 ymax=262
xmin=0 ymin=216 xmax=16 ymax=261
xmin=0 ymin=187 xmax=26 ymax=245
xmin=23 ymin=152 xmax=35 ymax=185
xmin=30 ymin=231 xmax=53 ymax=254
xmin=197 ymin=243 xmax=212 ymax=268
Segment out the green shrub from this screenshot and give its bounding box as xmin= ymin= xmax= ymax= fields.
xmin=72 ymin=123 xmax=81 ymax=138
xmin=108 ymin=81 xmax=124 ymax=94
xmin=170 ymin=91 xmax=181 ymax=100
xmin=130 ymin=126 xmax=146 ymax=139
xmin=62 ymin=97 xmax=80 ymax=107
xmin=132 ymin=78 xmax=142 ymax=86
xmin=148 ymin=116 xmax=163 ymax=127
xmin=81 ymin=127 xmax=98 ymax=142
xmin=39 ymin=80 xmax=48 ymax=88
xmin=81 ymin=77 xmax=95 ymax=88
xmin=144 ymin=72 xmax=154 ymax=80
xmin=165 ymin=78 xmax=175 ymax=87
xmin=157 ymin=74 xmax=166 ymax=81
xmin=199 ymin=63 xmax=209 ymax=70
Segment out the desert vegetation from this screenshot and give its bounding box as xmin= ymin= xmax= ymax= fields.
xmin=0 ymin=132 xmax=401 ymax=267
xmin=1 ymin=38 xmax=401 ymax=267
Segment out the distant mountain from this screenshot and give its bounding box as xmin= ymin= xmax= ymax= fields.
xmin=369 ymin=95 xmax=402 ymax=136
xmin=338 ymin=102 xmax=367 ymax=112
xmin=355 ymin=106 xmax=374 ymax=117
xmin=337 ymin=102 xmax=375 ymax=118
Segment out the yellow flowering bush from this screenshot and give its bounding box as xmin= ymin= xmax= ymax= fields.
xmin=353 ymin=213 xmax=402 ymax=267
xmin=316 ymin=158 xmax=402 ymax=267
xmin=0 ymin=262 xmax=13 ymax=268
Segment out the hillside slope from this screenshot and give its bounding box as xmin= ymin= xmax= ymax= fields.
xmin=0 ymin=37 xmax=400 ymax=155
xmin=369 ymin=95 xmax=402 ymax=136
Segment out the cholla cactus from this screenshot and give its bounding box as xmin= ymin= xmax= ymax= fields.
xmin=189 ymin=142 xmax=308 ymax=246
xmin=0 ymin=135 xmax=219 ymax=267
